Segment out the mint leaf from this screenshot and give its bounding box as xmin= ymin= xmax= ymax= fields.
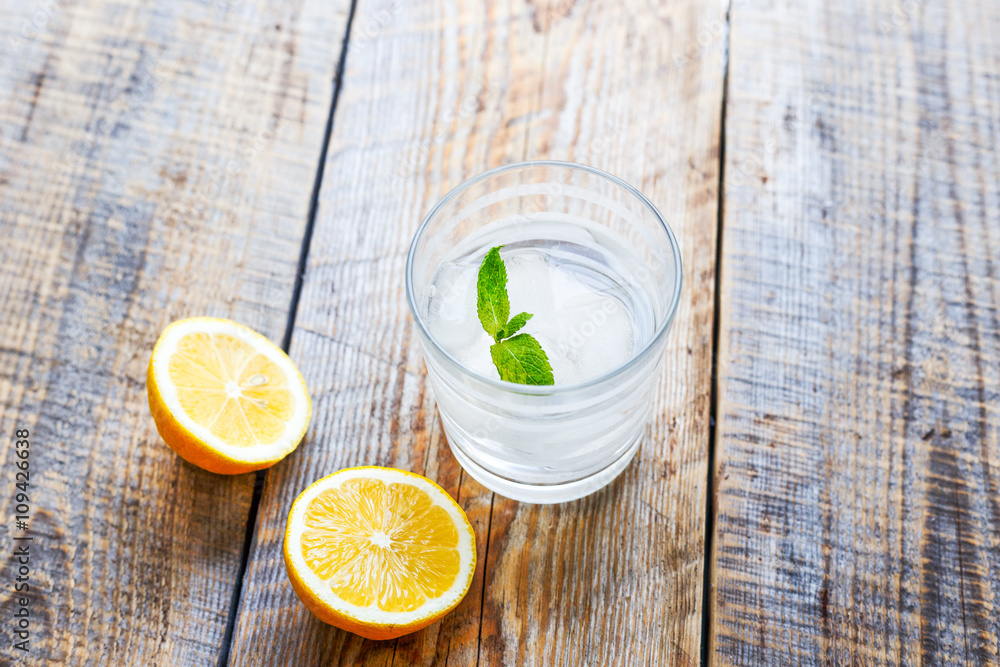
xmin=498 ymin=312 xmax=532 ymax=339
xmin=490 ymin=334 xmax=554 ymax=385
xmin=476 ymin=246 xmax=509 ymax=340
xmin=476 ymin=246 xmax=555 ymax=385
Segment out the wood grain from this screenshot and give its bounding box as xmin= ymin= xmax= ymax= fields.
xmin=229 ymin=0 xmax=723 ymax=664
xmin=0 ymin=0 xmax=349 ymax=663
xmin=712 ymin=0 xmax=1000 ymax=664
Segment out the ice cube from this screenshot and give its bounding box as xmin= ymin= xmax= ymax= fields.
xmin=426 ymin=262 xmax=481 ymax=352
xmin=505 ymin=253 xmax=557 ymax=323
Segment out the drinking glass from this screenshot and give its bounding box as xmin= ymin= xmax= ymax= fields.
xmin=406 ymin=161 xmax=682 ymax=503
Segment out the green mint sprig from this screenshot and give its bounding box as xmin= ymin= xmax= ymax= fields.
xmin=476 ymin=246 xmax=554 ymax=385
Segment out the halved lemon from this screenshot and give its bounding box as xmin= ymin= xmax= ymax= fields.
xmin=283 ymin=467 xmax=476 ymax=640
xmin=147 ymin=317 xmax=311 ymax=474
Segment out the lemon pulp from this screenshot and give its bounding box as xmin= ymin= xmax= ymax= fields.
xmin=300 ymin=478 xmax=461 ymax=612
xmin=168 ymin=332 xmax=294 ymax=446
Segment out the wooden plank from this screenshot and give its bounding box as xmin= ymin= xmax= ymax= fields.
xmin=0 ymin=1 xmax=349 ymax=663
xmin=711 ymin=0 xmax=1000 ymax=664
xmin=230 ymin=0 xmax=723 ymax=664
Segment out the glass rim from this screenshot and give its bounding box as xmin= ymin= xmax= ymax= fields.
xmin=405 ymin=160 xmax=684 ymax=396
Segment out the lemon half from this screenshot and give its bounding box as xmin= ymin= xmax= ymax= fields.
xmin=147 ymin=317 xmax=311 ymax=474
xmin=283 ymin=467 xmax=476 ymax=640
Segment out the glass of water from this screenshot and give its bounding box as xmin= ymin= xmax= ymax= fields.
xmin=406 ymin=161 xmax=682 ymax=503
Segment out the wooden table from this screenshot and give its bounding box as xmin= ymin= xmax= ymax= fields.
xmin=1 ymin=0 xmax=997 ymax=664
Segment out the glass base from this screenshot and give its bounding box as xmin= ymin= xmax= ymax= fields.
xmin=446 ymin=430 xmax=643 ymax=504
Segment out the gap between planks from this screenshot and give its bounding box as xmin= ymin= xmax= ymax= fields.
xmin=703 ymin=4 xmax=734 ymax=666
xmin=215 ymin=2 xmax=360 ymax=665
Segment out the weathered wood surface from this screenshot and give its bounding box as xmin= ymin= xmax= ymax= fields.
xmin=229 ymin=0 xmax=723 ymax=664
xmin=0 ymin=0 xmax=349 ymax=663
xmin=711 ymin=0 xmax=1000 ymax=664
